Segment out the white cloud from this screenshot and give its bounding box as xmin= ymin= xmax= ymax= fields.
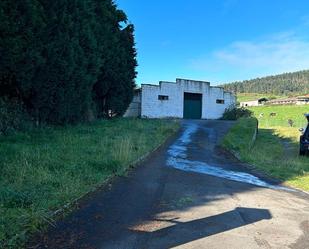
xmin=190 ymin=33 xmax=309 ymax=81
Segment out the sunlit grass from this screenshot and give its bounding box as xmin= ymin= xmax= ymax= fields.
xmin=222 ymin=117 xmax=309 ymax=192
xmin=249 ymin=105 xmax=308 ymax=128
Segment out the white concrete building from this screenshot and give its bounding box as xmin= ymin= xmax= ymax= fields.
xmin=123 ymin=89 xmax=141 ymax=117
xmin=240 ymin=100 xmax=260 ymax=107
xmin=125 ymin=78 xmax=236 ymax=119
xmin=240 ymin=98 xmax=269 ymax=107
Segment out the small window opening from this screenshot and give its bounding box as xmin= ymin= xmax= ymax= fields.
xmin=216 ymin=99 xmax=224 ymax=104
xmin=158 ymin=95 xmax=169 ymax=100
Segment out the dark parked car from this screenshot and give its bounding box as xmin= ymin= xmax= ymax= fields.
xmin=299 ymin=113 xmax=309 ymax=156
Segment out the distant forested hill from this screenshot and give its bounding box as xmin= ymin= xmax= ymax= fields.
xmin=221 ymin=70 xmax=309 ymax=96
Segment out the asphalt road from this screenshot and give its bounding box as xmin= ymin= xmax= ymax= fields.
xmin=31 ymin=120 xmax=309 ymax=249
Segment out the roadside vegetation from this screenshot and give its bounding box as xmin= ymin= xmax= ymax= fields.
xmin=0 ymin=118 xmax=179 ymax=248
xmin=222 ymin=105 xmax=309 ymax=192
xmin=222 ymin=117 xmax=258 ymax=153
xmin=221 ymin=106 xmax=253 ymax=120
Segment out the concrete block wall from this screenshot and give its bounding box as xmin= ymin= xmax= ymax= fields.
xmin=123 ymin=91 xmax=141 ymax=117
xmin=141 ymin=83 xmax=182 ymax=118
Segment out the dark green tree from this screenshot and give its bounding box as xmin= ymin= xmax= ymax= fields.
xmin=0 ymin=0 xmax=137 ymax=125
xmin=33 ymin=0 xmax=100 ymax=124
xmin=92 ymin=0 xmax=137 ymax=117
xmin=105 ymin=24 xmax=137 ymax=116
xmin=221 ymin=70 xmax=309 ymax=96
xmin=0 ymin=0 xmax=44 ymax=106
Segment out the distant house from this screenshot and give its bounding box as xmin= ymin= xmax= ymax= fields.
xmin=240 ymin=98 xmax=268 ymax=107
xmin=267 ymin=95 xmax=309 ymax=105
xmin=267 ymin=98 xmax=295 ymax=105
xmin=296 ymin=95 xmax=309 ymax=105
xmin=124 ymin=78 xmax=236 ymax=119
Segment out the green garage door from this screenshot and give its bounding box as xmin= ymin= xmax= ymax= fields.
xmin=183 ymin=92 xmax=202 ymax=119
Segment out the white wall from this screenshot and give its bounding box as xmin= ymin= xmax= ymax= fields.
xmin=240 ymin=100 xmax=260 ymax=107
xmin=141 ymin=78 xmax=236 ymax=119
xmin=123 ymin=91 xmax=141 ymax=117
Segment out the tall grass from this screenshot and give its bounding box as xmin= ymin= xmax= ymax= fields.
xmin=242 ymin=127 xmax=309 ymax=191
xmin=222 ymin=117 xmax=258 ymax=153
xmin=0 ymin=118 xmax=179 ymax=248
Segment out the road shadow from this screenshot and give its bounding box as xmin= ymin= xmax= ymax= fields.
xmin=131 ymin=207 xmax=271 ymax=249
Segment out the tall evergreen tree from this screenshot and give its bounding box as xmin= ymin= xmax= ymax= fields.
xmin=33 ymin=0 xmax=100 ymax=124
xmin=92 ymin=0 xmax=123 ymax=117
xmin=0 ymin=0 xmax=137 ymax=125
xmin=92 ymin=0 xmax=137 ymax=117
xmin=0 ymin=0 xmax=44 ymax=104
xmin=105 ymin=24 xmax=137 ymax=116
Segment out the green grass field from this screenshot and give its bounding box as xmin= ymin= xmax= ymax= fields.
xmin=223 ymin=105 xmax=309 ymax=193
xmin=249 ymin=105 xmax=308 ymax=128
xmin=0 ymin=118 xmax=179 ymax=248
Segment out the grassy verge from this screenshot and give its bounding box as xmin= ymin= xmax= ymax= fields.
xmin=222 ymin=117 xmax=309 ymax=192
xmin=222 ymin=117 xmax=258 ymax=155
xmin=0 ymin=118 xmax=179 ymax=248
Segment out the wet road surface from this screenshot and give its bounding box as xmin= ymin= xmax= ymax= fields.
xmin=31 ymin=120 xmax=309 ymax=249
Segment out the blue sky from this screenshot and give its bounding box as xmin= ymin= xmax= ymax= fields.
xmin=116 ymin=0 xmax=309 ymax=85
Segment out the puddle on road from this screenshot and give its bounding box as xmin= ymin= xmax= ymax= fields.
xmin=167 ymin=122 xmax=294 ymax=192
xmin=167 ymin=122 xmax=198 ymax=159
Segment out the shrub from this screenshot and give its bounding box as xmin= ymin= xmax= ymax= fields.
xmin=221 ymin=106 xmax=253 ymax=120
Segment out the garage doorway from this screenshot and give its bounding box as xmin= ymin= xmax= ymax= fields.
xmin=183 ymin=92 xmax=202 ymax=119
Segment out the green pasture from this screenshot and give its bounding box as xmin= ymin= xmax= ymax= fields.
xmin=249 ymin=105 xmax=308 ymax=128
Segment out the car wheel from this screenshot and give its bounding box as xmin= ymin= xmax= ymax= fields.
xmin=299 ymin=148 xmax=305 ymax=156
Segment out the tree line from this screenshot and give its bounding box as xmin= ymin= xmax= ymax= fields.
xmin=221 ymin=70 xmax=309 ymax=96
xmin=0 ymin=0 xmax=137 ymax=125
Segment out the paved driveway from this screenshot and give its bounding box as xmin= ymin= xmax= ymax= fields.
xmin=32 ymin=120 xmax=309 ymax=249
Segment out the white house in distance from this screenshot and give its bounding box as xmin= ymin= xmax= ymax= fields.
xmin=124 ymin=78 xmax=236 ymax=119
xmin=240 ymin=100 xmax=260 ymax=107
xmin=240 ymin=98 xmax=268 ymax=107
